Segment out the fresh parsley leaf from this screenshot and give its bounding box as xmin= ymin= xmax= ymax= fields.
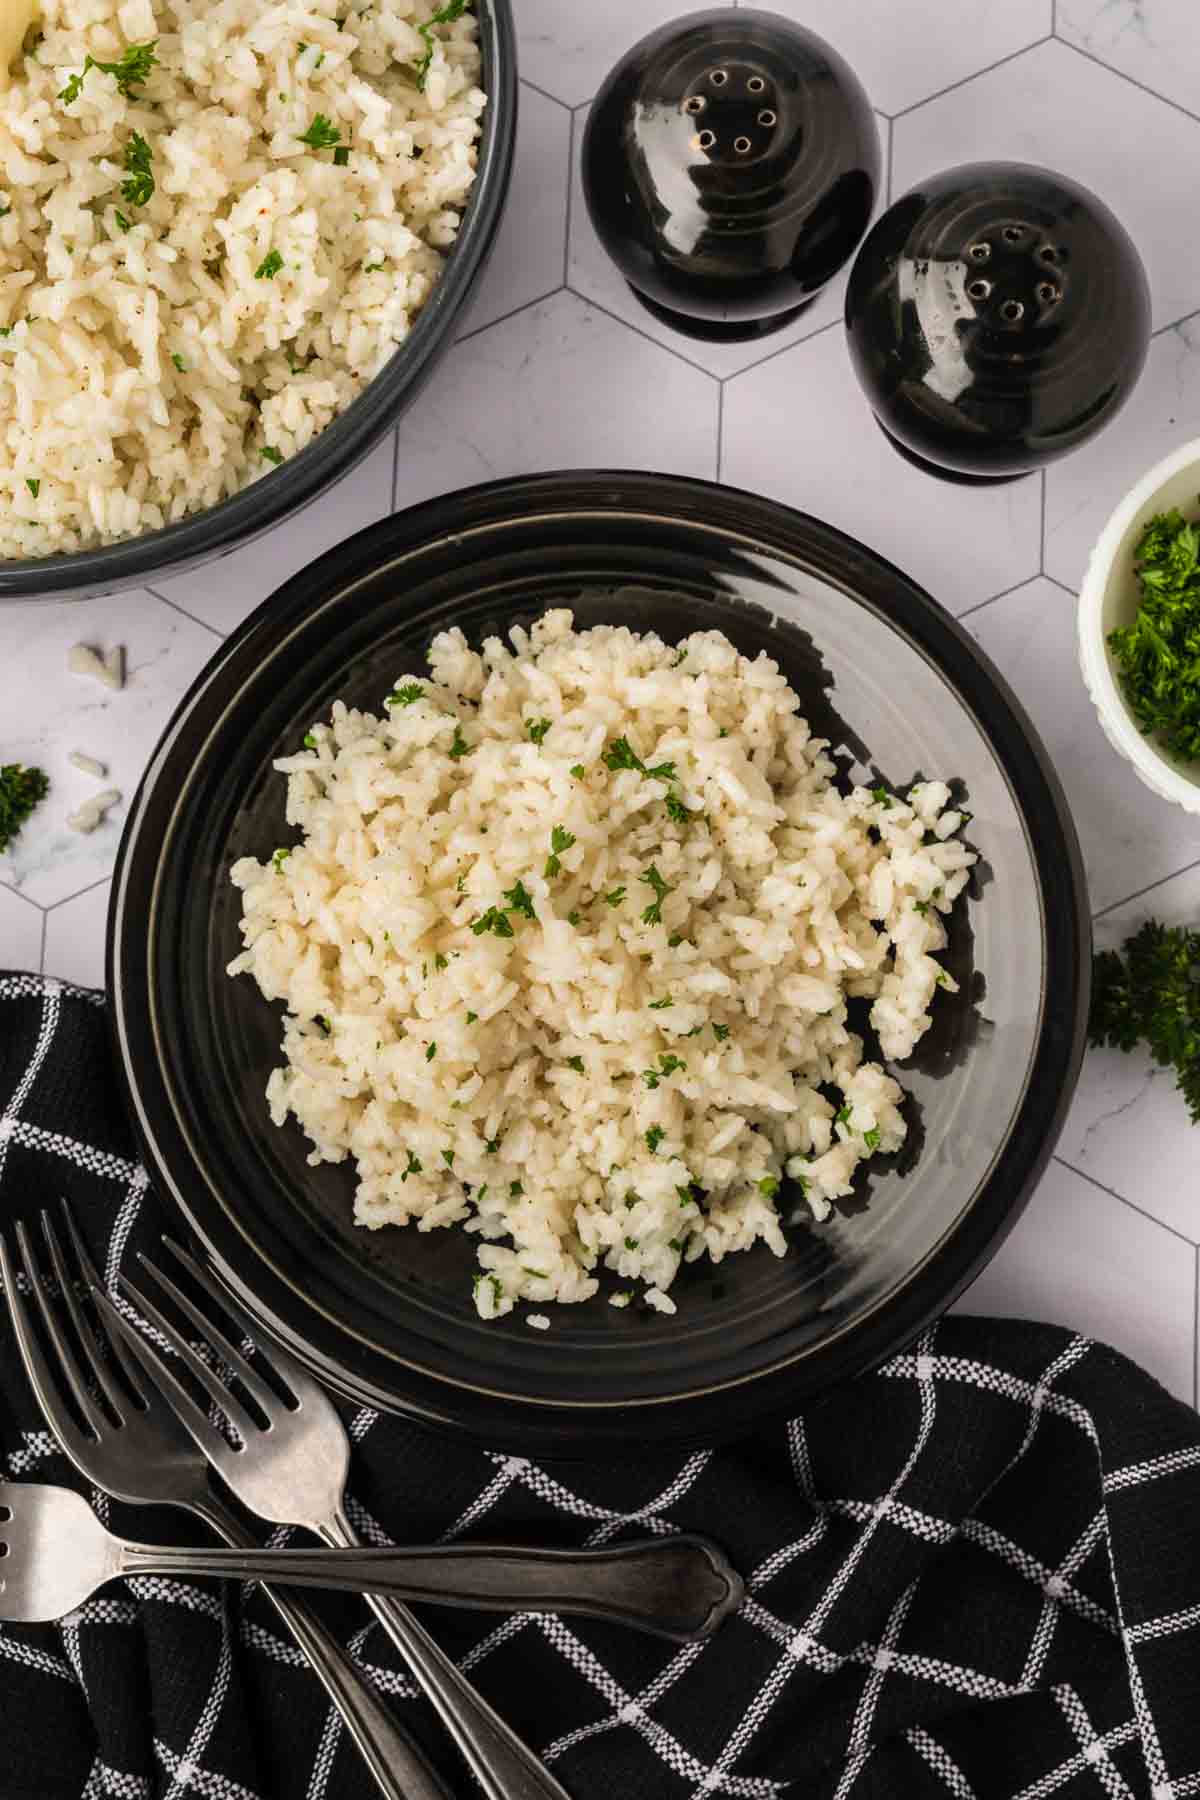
xmin=484 ymin=1137 xmax=501 ymax=1154
xmin=60 ymin=39 xmax=158 ymax=104
xmin=565 ymin=1055 xmax=585 ymax=1074
xmin=648 ymin=995 xmax=672 ymax=1010
xmin=448 ymin=724 xmax=472 ymax=759
xmin=303 ymin=732 xmax=317 ymax=749
xmin=261 ymin=445 xmax=283 ymax=465
xmin=401 ymin=1150 xmax=422 ymax=1180
xmin=664 ymin=791 xmax=698 ymax=825
xmin=363 ymin=260 xmax=385 ymax=273
xmin=639 ymin=863 xmax=673 ymax=926
xmin=314 ymin=1014 xmax=331 ymax=1035
xmin=471 ymin=906 xmax=515 ymax=938
xmin=570 ymin=763 xmax=586 ymax=779
xmin=712 ymin=1022 xmax=729 ymax=1042
xmin=604 ymin=887 xmax=625 ymax=906
xmin=1089 ymin=916 xmax=1200 ymax=1125
xmin=272 ymin=847 xmax=290 ymax=872
xmin=567 ymin=910 xmax=581 ymax=926
xmin=297 ymin=113 xmax=341 ymax=149
xmin=657 ymin=1053 xmax=686 ymax=1078
xmin=0 ymin=764 xmax=48 ymax=854
xmin=411 ymin=0 xmax=467 ymax=89
xmin=624 ymin=1235 xmax=638 ymax=1250
xmin=757 ymin=1177 xmax=779 ymax=1197
xmin=526 ymin=717 xmax=551 ymax=745
xmin=332 ymin=145 xmax=350 ymax=166
xmin=425 ymin=1042 xmax=436 ymax=1061
xmin=120 ymin=132 xmax=155 ymax=207
xmin=503 ymin=879 xmax=535 ymax=920
xmin=434 ymin=953 xmax=448 ymax=970
xmin=442 ymin=1147 xmax=454 ymax=1167
xmin=544 ymin=824 xmax=575 ymax=878
xmin=387 ymin=683 xmax=424 ymax=707
xmin=510 ymin=1181 xmax=522 ymax=1197
xmin=914 ymin=899 xmax=930 ymax=916
xmin=871 ymin=785 xmax=892 ymax=809
xmin=523 ymin=1266 xmax=548 ymax=1278
xmin=1109 ymin=510 xmax=1200 ymax=761
xmin=833 ymin=1105 xmax=852 ymax=1128
xmin=645 ymin=1125 xmax=665 ymax=1153
xmin=255 ymin=249 xmax=284 ymax=279
xmin=863 ymin=1128 xmax=881 ymax=1152
xmin=25 ymin=478 xmax=39 ymax=498
xmin=466 ymin=1011 xmax=478 ymax=1024
xmin=171 ymin=352 xmax=186 ymax=372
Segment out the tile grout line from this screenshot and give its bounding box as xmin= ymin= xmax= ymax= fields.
xmin=721 ymin=311 xmax=843 ymax=386
xmin=518 ymin=76 xmax=572 ymax=114
xmin=561 ymin=285 xmax=730 ymax=382
xmin=43 ymin=873 xmax=113 ymax=914
xmin=0 ymin=877 xmax=44 ymax=908
xmin=143 ymin=585 xmax=226 ymax=640
xmin=889 ymin=36 xmax=1053 ymax=121
xmin=1052 ymin=1155 xmax=1200 ymax=1251
xmin=562 ymin=108 xmax=576 ymax=289
xmin=715 ymin=382 xmax=725 ymax=484
xmin=956 ymin=574 xmax=1042 ymax=622
xmin=1057 ymin=34 xmax=1200 ymax=130
xmin=38 ymin=908 xmax=47 ymax=977
xmin=1152 ymin=304 xmax=1200 ymax=342
xmin=1039 ymin=469 xmax=1047 ymax=576
xmin=1042 ymin=571 xmax=1078 ymax=599
xmin=456 ymin=288 xmax=564 ymax=348
xmin=1091 ymin=855 xmax=1200 ymax=922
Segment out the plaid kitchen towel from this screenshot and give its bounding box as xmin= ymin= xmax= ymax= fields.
xmin=2 ymin=974 xmax=1200 ymax=1800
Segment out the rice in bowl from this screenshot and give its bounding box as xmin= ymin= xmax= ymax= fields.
xmin=228 ymin=611 xmax=977 ymax=1320
xmin=0 ymin=0 xmax=483 ymax=558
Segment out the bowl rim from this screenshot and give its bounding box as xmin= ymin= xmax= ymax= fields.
xmin=1078 ymin=436 xmax=1200 ymax=813
xmin=0 ymin=0 xmax=517 ymax=604
xmin=107 ymin=469 xmax=1092 ymax=1453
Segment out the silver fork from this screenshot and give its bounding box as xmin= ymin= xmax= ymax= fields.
xmin=99 ymin=1241 xmax=579 ymax=1800
xmin=0 ymin=1208 xmax=455 ymax=1800
xmin=0 ymin=1476 xmax=741 ymax=1637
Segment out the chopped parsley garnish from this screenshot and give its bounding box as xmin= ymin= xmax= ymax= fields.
xmin=425 ymin=1042 xmax=437 ymax=1061
xmin=543 ymin=824 xmax=575 ymax=878
xmin=604 ymin=887 xmax=625 ymax=906
xmin=60 ymin=39 xmax=158 ymax=104
xmin=834 ymin=1105 xmax=852 ymax=1128
xmin=297 ymin=113 xmax=342 ymax=150
xmin=640 ymin=863 xmax=673 ymax=926
xmin=332 ymin=145 xmax=350 ymax=166
xmin=871 ymin=785 xmax=892 ymax=809
xmin=484 ymin=1137 xmax=501 ymax=1154
xmin=523 ymin=1266 xmax=548 ymax=1278
xmin=1108 ymin=510 xmax=1200 ymax=760
xmin=303 ymin=733 xmax=317 ymax=749
xmin=314 ymin=1014 xmax=331 ymax=1035
xmin=114 ymin=210 xmax=132 ymax=233
xmin=570 ymin=763 xmax=586 ymax=779
xmin=664 ymin=792 xmax=699 ymax=825
xmin=671 ymin=649 xmax=687 ymax=667
xmin=412 ymin=0 xmax=467 ymax=90
xmin=712 ymin=1022 xmax=730 ymax=1042
xmin=261 ymin=446 xmax=284 ymax=465
xmin=25 ymin=478 xmax=39 ymax=498
xmin=120 ymin=132 xmax=155 ymax=208
xmin=526 ymin=717 xmax=552 ymax=745
xmin=669 ymin=1238 xmax=683 ymax=1252
xmin=645 ymin=1126 xmax=665 ymax=1153
xmin=442 ymin=1148 xmax=454 ymax=1167
xmin=565 ymin=1055 xmax=585 ymax=1074
xmin=387 ymin=683 xmax=424 ymax=707
xmin=466 ymin=1010 xmax=478 ymax=1023
xmin=401 ymin=1151 xmax=422 ymax=1180
xmin=363 ymin=260 xmax=385 ymax=273
xmin=1090 ymin=918 xmax=1200 ymax=1122
xmin=658 ymin=1053 xmax=686 ymax=1078
xmin=935 ymin=969 xmax=952 ymax=988
xmin=473 ymin=1273 xmax=504 ymax=1307
xmin=448 ymin=724 xmax=472 ymax=759
xmin=567 ymin=910 xmax=582 ymax=926
xmin=510 ymin=1181 xmax=523 ymax=1197
xmin=757 ymin=1177 xmax=779 ymax=1197
xmin=0 ymin=764 xmax=48 ymax=854
xmin=603 ymin=737 xmax=676 ymax=782
xmin=503 ymin=879 xmax=535 ymax=920
xmin=171 ymin=352 xmax=186 ymax=372
xmin=914 ymin=900 xmax=930 ymax=916
xmin=624 ymin=1236 xmax=638 ymax=1250
xmin=434 ymin=953 xmax=448 ymax=970
xmin=648 ymin=995 xmax=672 ymax=1010
xmin=272 ymin=847 xmax=290 ymax=872
xmin=471 ymin=905 xmax=514 ymax=938
xmin=255 ymin=249 xmax=284 ymax=280
xmin=863 ymin=1128 xmax=881 ymax=1152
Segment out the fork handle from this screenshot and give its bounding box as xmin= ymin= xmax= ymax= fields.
xmin=322 ymin=1508 xmax=572 ymax=1800
xmin=191 ymin=1494 xmax=454 ymax=1800
xmin=117 ymin=1533 xmax=741 ymax=1643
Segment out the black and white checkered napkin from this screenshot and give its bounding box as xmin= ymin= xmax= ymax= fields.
xmin=4 ymin=972 xmax=1200 ymax=1800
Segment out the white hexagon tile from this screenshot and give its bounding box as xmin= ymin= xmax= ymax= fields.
xmin=7 ymin=0 xmax=1200 ymax=1404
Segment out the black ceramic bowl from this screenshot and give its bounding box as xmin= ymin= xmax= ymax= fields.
xmin=0 ymin=1 xmax=516 ymax=606
xmin=107 ymin=472 xmax=1089 ymax=1454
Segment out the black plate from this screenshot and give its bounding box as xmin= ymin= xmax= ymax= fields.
xmin=107 ymin=472 xmax=1089 ymax=1453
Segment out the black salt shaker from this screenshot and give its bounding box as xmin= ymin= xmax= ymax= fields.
xmin=582 ymin=7 xmax=880 ymax=342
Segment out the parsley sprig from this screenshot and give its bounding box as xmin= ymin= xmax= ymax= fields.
xmin=412 ymin=0 xmax=467 ymax=90
xmin=543 ymin=824 xmax=575 ymax=879
xmin=1090 ymin=918 xmax=1200 ymax=1122
xmin=0 ymin=763 xmax=48 ymax=854
xmin=603 ymin=737 xmax=676 ymax=782
xmin=640 ymin=864 xmax=674 ymax=926
xmin=60 ymin=39 xmax=157 ymax=104
xmin=120 ymin=132 xmax=154 ymax=207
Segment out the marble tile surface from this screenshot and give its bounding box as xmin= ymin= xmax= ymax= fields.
xmin=5 ymin=0 xmax=1200 ymax=1407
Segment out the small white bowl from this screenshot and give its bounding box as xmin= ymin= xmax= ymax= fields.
xmin=1078 ymin=438 xmax=1200 ymax=813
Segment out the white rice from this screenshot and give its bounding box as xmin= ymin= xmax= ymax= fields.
xmin=0 ymin=0 xmax=483 ymax=557
xmin=228 ymin=611 xmax=977 ymax=1320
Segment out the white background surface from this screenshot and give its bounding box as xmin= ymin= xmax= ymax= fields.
xmin=4 ymin=0 xmax=1199 ymax=1404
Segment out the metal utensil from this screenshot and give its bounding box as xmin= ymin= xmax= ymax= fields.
xmin=0 ymin=1208 xmax=455 ymax=1800
xmin=0 ymin=1476 xmax=741 ymax=1637
xmin=99 ymin=1240 xmax=588 ymax=1800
